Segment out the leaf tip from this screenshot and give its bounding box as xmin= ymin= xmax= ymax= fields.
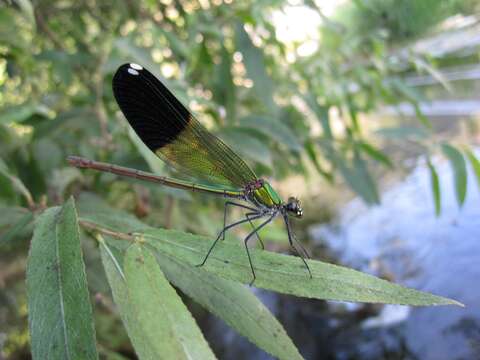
xmin=431 ymin=296 xmax=464 ymax=308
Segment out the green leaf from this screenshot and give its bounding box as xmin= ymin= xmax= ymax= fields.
xmin=375 ymin=126 xmax=428 ymax=139
xmin=159 ymin=29 xmax=189 ymax=59
xmin=128 ymin=127 xmax=164 ymax=174
xmin=100 ymin=242 xmax=160 ymax=360
xmin=413 ymin=103 xmax=432 ymax=128
xmin=412 ymin=56 xmax=452 ymax=92
xmin=27 ymin=198 xmax=98 ymax=360
xmin=464 ymin=148 xmax=480 ymax=190
xmin=141 ymin=228 xmax=462 ymax=306
xmin=427 ymin=159 xmax=441 ymax=216
xmin=50 ymin=167 xmax=83 ymax=197
xmin=304 ymin=94 xmax=332 ymax=139
xmin=0 ymin=206 xmax=30 ymax=229
xmin=89 ymin=215 xmax=302 ymax=360
xmin=0 ymin=8 xmax=28 ymax=49
xmin=101 ymin=242 xmax=216 ymax=360
xmin=124 ymin=243 xmax=216 ymax=359
xmin=77 ymin=192 xmax=151 ymax=234
xmin=113 ymin=37 xmax=159 ymax=74
xmin=219 ymin=128 xmax=272 ymax=167
xmin=358 ymin=142 xmax=393 ymax=168
xmin=352 ymin=151 xmax=380 ymax=203
xmin=336 ymin=153 xmax=379 ymax=204
xmin=0 ymin=157 xmax=33 ymax=207
xmin=345 ymin=93 xmax=360 ymax=133
xmin=213 ymin=45 xmax=236 ymax=120
xmin=0 ymin=210 xmax=33 ymax=246
xmin=239 ymin=115 xmax=302 ymax=151
xmin=388 ymin=79 xmax=432 ymax=128
xmin=32 ymin=138 xmax=64 ymax=176
xmin=147 ymin=242 xmax=303 ymax=360
xmin=235 ymin=23 xmax=275 ymax=111
xmin=0 ymin=102 xmax=48 ymax=125
xmin=304 ymin=141 xmax=333 ymax=183
xmin=441 ymin=144 xmax=467 ymax=207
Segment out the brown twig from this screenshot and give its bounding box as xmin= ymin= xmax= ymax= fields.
xmin=34 ymin=8 xmax=65 ymax=50
xmin=79 ymin=220 xmax=135 ymax=241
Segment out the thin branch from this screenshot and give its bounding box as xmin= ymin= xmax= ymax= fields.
xmin=79 ymin=220 xmax=135 ymax=241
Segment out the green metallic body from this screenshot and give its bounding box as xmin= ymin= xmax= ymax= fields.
xmin=252 ymin=182 xmax=283 ymax=207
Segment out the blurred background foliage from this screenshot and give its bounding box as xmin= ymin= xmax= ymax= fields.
xmin=1 ymin=0 xmax=480 ymax=358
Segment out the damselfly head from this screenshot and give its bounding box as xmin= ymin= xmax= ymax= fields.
xmin=285 ymin=197 xmax=303 ymax=218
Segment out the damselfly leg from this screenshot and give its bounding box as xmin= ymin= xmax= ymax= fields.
xmin=222 ymin=201 xmax=264 ymax=247
xmin=197 ymin=212 xmax=263 ymax=268
xmin=243 ymin=212 xmax=277 ymax=285
xmin=283 ymin=214 xmax=312 ymax=278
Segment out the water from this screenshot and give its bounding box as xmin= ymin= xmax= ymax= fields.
xmin=310 ymin=156 xmax=480 ymax=359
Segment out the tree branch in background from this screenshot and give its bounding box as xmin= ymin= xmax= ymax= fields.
xmin=34 ymin=7 xmax=65 ymax=51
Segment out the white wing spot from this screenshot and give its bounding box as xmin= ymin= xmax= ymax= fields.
xmin=130 ymin=63 xmax=143 ymax=70
xmin=128 ymin=68 xmax=139 ymax=76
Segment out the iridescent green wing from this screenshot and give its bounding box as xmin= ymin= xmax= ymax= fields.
xmin=112 ymin=63 xmax=257 ymax=189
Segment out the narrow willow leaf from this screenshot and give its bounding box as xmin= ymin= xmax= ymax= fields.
xmin=0 ymin=157 xmax=33 ymax=205
xmin=124 ymin=243 xmax=216 ymax=360
xmin=441 ymin=144 xmax=467 ymax=207
xmin=0 ymin=7 xmax=29 ymax=49
xmin=100 ymin=241 xmax=160 ymax=360
xmin=0 ymin=206 xmax=30 ymax=229
xmin=128 ymin=127 xmax=164 ymax=174
xmin=219 ymin=128 xmax=272 ymax=167
xmin=0 ymin=102 xmax=38 ymax=124
xmin=304 ymin=141 xmax=333 ymax=183
xmin=388 ymin=79 xmax=432 ymax=128
xmin=304 ymin=94 xmax=332 ymax=139
xmin=335 ymin=153 xmax=379 ymax=204
xmin=27 ymin=198 xmax=98 ymax=360
xmin=0 ymin=210 xmax=33 ymax=246
xmin=32 ymin=138 xmax=63 ymax=176
xmin=359 ymin=142 xmax=393 ymax=168
xmin=141 ymin=228 xmax=462 ymax=307
xmin=375 ymin=126 xmax=428 ymax=140
xmin=159 ymin=29 xmax=189 ymax=59
xmin=77 ymin=192 xmax=151 ymax=233
xmin=50 ymin=167 xmax=82 ymax=198
xmin=412 ymin=56 xmax=452 ymax=92
xmin=464 ymin=148 xmax=480 ymax=190
xmin=213 ymin=45 xmax=236 ymax=120
xmin=427 ymin=159 xmax=441 ymax=216
xmin=88 ymin=214 xmax=302 ymax=360
xmin=239 ymin=116 xmax=302 ymax=151
xmin=353 ymin=151 xmax=380 ymax=204
xmin=345 ymin=93 xmax=360 ymax=133
xmin=413 ymin=103 xmax=432 ymax=128
xmin=114 ymin=37 xmax=158 ymax=74
xmin=146 ymin=243 xmax=303 ymax=360
xmin=235 ymin=22 xmax=275 ymax=111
